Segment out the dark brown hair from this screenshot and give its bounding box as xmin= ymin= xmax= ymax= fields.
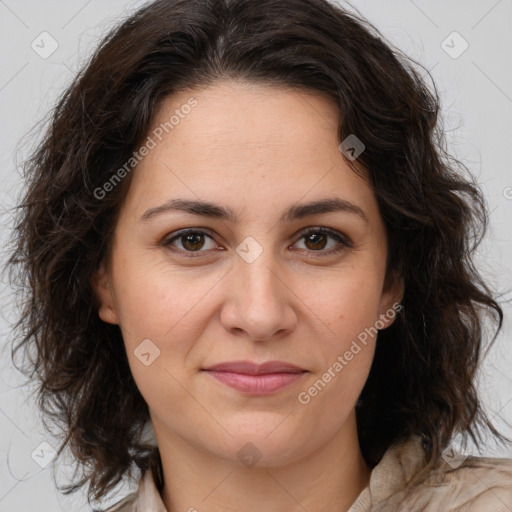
xmin=5 ymin=0 xmax=507 ymax=505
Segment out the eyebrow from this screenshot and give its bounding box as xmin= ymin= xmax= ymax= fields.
xmin=139 ymin=197 xmax=369 ymax=224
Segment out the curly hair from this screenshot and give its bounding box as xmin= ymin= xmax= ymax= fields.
xmin=5 ymin=0 xmax=506 ymax=505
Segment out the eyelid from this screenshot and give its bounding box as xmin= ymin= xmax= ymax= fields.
xmin=163 ymin=227 xmax=219 ymax=256
xmin=291 ymin=227 xmax=352 ymax=257
xmin=296 ymin=226 xmax=352 ymax=246
xmin=163 ymin=226 xmax=352 ymax=256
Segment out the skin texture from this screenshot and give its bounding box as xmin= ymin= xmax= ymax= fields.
xmin=93 ymin=80 xmax=404 ymax=512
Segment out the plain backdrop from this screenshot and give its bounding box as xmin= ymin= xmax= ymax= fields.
xmin=0 ymin=1 xmax=511 ymax=511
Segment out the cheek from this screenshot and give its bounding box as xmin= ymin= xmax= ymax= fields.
xmin=119 ymin=283 xmax=206 ymax=413
xmin=306 ymin=267 xmax=384 ymax=339
xmin=112 ymin=252 xmax=214 ymax=344
xmin=297 ymin=277 xmax=380 ymax=421
xmin=299 ymin=269 xmax=382 ymax=406
xmin=113 ymin=263 xmax=224 ymax=407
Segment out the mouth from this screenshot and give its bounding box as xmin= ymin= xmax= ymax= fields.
xmin=201 ymin=360 xmax=307 ymax=395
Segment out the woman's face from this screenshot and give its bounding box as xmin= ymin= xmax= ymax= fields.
xmin=94 ymin=80 xmax=403 ymax=466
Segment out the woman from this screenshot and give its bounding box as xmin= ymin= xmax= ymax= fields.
xmin=7 ymin=0 xmax=512 ymax=510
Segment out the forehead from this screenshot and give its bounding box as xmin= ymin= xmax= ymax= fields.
xmin=122 ymin=80 xmax=376 ymax=224
xmin=150 ymin=80 xmax=339 ymax=160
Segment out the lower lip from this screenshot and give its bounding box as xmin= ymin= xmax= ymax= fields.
xmin=204 ymin=371 xmax=306 ymax=395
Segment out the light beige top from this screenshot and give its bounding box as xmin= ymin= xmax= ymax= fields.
xmin=105 ymin=436 xmax=512 ymax=512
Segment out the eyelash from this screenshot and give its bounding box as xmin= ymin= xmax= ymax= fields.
xmin=162 ymin=227 xmax=352 ymax=258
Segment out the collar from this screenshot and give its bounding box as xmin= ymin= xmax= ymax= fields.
xmin=129 ymin=436 xmax=427 ymax=512
xmin=348 ymin=435 xmax=427 ymax=511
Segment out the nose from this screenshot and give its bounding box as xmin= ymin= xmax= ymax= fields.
xmin=220 ymin=252 xmax=298 ymax=342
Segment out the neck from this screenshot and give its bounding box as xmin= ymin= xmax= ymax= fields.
xmin=155 ymin=410 xmax=371 ymax=512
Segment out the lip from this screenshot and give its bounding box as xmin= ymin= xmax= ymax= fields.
xmin=203 ymin=360 xmax=306 ymax=374
xmin=202 ymin=360 xmax=307 ymax=395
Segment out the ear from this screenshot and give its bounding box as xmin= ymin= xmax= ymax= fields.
xmin=91 ymin=261 xmax=119 ymax=325
xmin=377 ymin=274 xmax=404 ymax=330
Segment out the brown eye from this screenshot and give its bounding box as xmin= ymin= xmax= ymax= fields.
xmin=292 ymin=228 xmax=351 ymax=255
xmin=304 ymin=232 xmax=329 ymax=251
xmin=180 ymin=232 xmax=206 ymax=251
xmin=165 ymin=229 xmax=217 ymax=253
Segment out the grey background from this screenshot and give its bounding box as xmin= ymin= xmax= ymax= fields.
xmin=0 ymin=0 xmax=511 ymax=510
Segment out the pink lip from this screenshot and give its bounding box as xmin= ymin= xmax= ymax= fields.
xmin=202 ymin=360 xmax=307 ymax=395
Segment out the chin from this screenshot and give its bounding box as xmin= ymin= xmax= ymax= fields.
xmin=206 ymin=422 xmax=314 ymax=467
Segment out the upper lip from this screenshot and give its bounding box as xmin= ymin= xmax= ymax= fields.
xmin=203 ymin=360 xmax=306 ymax=375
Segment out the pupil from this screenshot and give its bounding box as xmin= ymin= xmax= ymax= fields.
xmin=307 ymin=233 xmax=326 ymax=250
xmin=183 ymin=233 xmax=204 ymax=251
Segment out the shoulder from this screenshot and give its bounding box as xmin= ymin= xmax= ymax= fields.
xmin=100 ymin=492 xmax=138 ymax=512
xmin=99 ymin=469 xmax=167 ymax=512
xmin=431 ymin=454 xmax=512 ymax=511
xmin=401 ymin=449 xmax=512 ymax=511
xmin=368 ymin=437 xmax=512 ymax=512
